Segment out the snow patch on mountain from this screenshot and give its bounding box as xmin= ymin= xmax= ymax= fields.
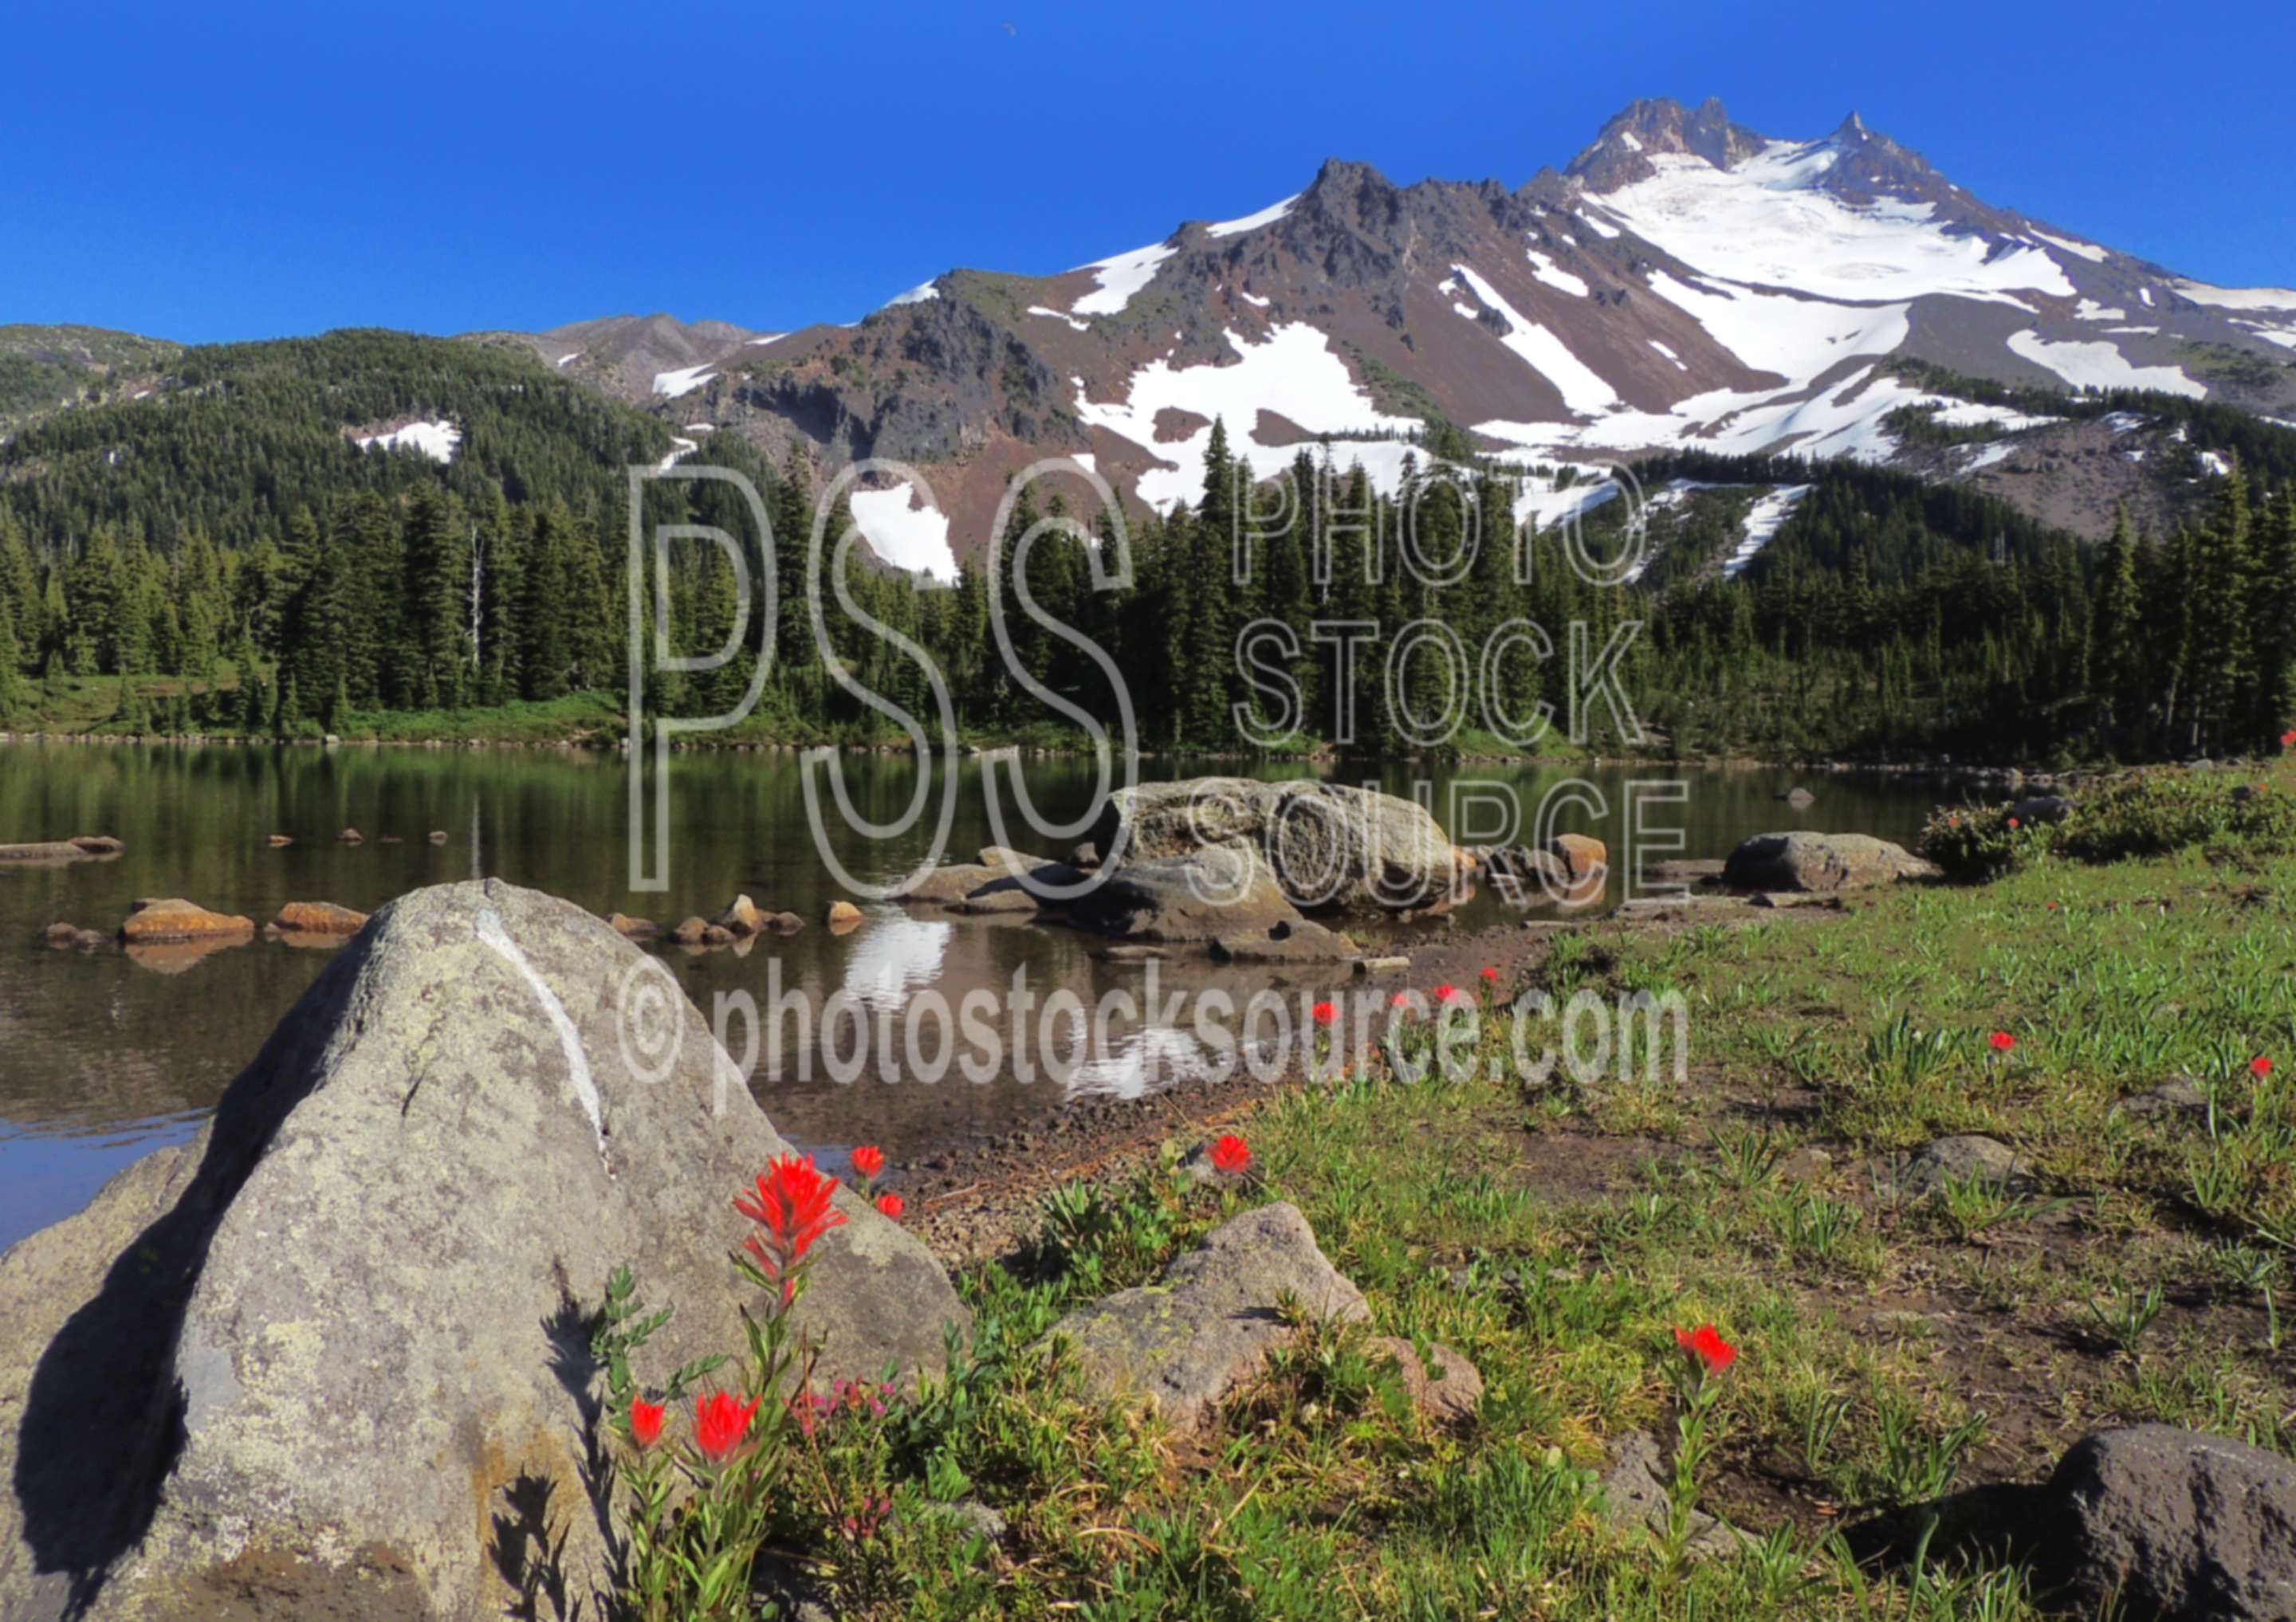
xmin=1645 ymin=269 xmax=1909 ymax=382
xmin=884 ymin=281 xmax=942 ymax=308
xmin=1525 ymin=249 xmax=1590 ymax=297
xmin=1073 ymin=322 xmax=1418 ymax=510
xmin=654 ymin=364 xmax=716 ymax=399
xmin=1028 ymin=305 xmax=1092 ymax=332
xmin=2074 ymin=299 xmax=2127 ymax=322
xmin=1205 ymin=194 xmax=1299 ymax=238
xmin=1071 ymin=240 xmax=1178 ymax=316
xmin=2006 ymin=330 xmax=2204 ymax=398
xmin=1449 ymin=264 xmax=1619 ymax=416
xmin=1723 ymin=485 xmax=1812 ymax=576
xmin=2030 ymin=228 xmax=2109 ymax=264
xmin=1596 ymin=144 xmax=2075 ymax=304
xmin=356 ymin=420 xmax=460 ymax=463
xmin=849 ymin=483 xmax=957 ymax=579
xmin=2173 ymin=281 xmax=2296 ymax=312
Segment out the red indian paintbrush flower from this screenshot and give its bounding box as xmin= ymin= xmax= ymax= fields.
xmin=1673 ymin=1323 xmax=1737 ymax=1377
xmin=851 ymin=1144 xmax=885 ymax=1181
xmin=1989 ymin=1030 xmax=2017 ymax=1053
xmin=1480 ymin=965 xmax=1499 ymax=983
xmin=694 ymin=1391 xmax=759 ymax=1464
xmin=875 ymin=1192 xmax=905 ymax=1219
xmin=629 ymin=1396 xmax=666 ymax=1449
xmin=1311 ymin=1000 xmax=1337 ymax=1027
xmin=2253 ymin=1056 xmax=2274 ymax=1078
xmin=1209 ymin=1134 xmax=1252 ymax=1176
xmin=1434 ymin=983 xmax=1459 ymax=1003
xmin=1390 ymin=991 xmax=1413 ymax=1009
xmin=2282 ymin=728 xmax=2296 ymax=748
xmin=735 ymin=1153 xmax=847 ymax=1302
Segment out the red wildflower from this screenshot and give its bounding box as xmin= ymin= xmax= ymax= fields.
xmin=735 ymin=1153 xmax=847 ymax=1302
xmin=1311 ymin=1000 xmax=1337 ymax=1027
xmin=2282 ymin=728 xmax=2296 ymax=748
xmin=1390 ymin=991 xmax=1413 ymax=1009
xmin=1673 ymin=1323 xmax=1738 ymax=1377
xmin=1209 ymin=1134 xmax=1252 ymax=1176
xmin=1434 ymin=983 xmax=1459 ymax=1003
xmin=694 ymin=1391 xmax=759 ymax=1464
xmin=2007 ymin=817 xmax=2021 ymax=831
xmin=1480 ymin=966 xmax=1500 ymax=984
xmin=629 ymin=1396 xmax=666 ymax=1450
xmin=875 ymin=1192 xmax=906 ymax=1220
xmin=851 ymin=1144 xmax=885 ymax=1181
xmin=2253 ymin=1055 xmax=2274 ymax=1078
xmin=1989 ymin=1031 xmax=2017 ymax=1053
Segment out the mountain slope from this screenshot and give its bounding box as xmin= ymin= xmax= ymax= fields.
xmin=564 ymin=97 xmax=2294 ymax=569
xmin=0 ymin=325 xmax=182 ymax=434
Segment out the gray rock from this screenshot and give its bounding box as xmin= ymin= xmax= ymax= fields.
xmin=1066 ymin=848 xmax=1303 ymax=945
xmin=1598 ymin=1433 xmax=1754 ymax=1559
xmin=1723 ymin=831 xmax=1938 ymax=892
xmin=1477 ymin=843 xmax=1571 ymax=900
xmin=1777 ymin=787 xmax=1816 ymax=807
xmin=1897 ymin=1133 xmax=2032 ymax=1195
xmin=2041 ymin=1424 xmax=2296 ymax=1620
xmin=1209 ymin=915 xmax=1361 ymax=964
xmin=2119 ymin=1078 xmax=2212 ymax=1121
xmin=1089 ymin=777 xmax=1467 ymax=914
xmin=0 ymin=835 xmax=124 ymax=864
xmin=1049 ymin=1203 xmax=1368 ymax=1429
xmin=896 ymin=862 xmax=1003 ymax=905
xmin=0 ymin=878 xmax=968 ymax=1622
xmin=1370 ymin=1337 xmax=1484 ymax=1426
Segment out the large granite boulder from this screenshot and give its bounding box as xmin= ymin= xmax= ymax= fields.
xmin=0 ymin=878 xmax=968 ymax=1622
xmin=1089 ymin=777 xmax=1467 ymax=914
xmin=1722 ymin=831 xmax=1937 ymax=893
xmin=1049 ymin=1203 xmax=1368 ymax=1429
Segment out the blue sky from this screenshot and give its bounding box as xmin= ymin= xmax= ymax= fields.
xmin=6 ymin=0 xmax=2291 ymax=344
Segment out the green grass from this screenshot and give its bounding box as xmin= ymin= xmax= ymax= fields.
xmin=602 ymin=759 xmax=2296 ymax=1620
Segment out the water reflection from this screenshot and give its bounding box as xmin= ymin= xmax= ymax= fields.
xmin=0 ymin=740 xmax=1944 ymax=1249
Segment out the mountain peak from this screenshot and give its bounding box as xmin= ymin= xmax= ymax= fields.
xmin=1567 ymin=96 xmax=1761 ymax=188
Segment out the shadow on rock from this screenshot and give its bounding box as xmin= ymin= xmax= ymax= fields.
xmin=11 ymin=929 xmax=375 ymax=1614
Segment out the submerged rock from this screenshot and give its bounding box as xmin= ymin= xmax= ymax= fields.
xmin=0 ymin=835 xmax=124 ymax=864
xmin=116 ymin=898 xmax=256 ymax=945
xmin=266 ymin=901 xmax=369 ymax=937
xmin=0 ymin=878 xmax=967 ymax=1622
xmin=714 ymin=893 xmax=769 ymax=936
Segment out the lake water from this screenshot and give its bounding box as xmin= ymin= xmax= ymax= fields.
xmin=0 ymin=741 xmax=1940 ymax=1251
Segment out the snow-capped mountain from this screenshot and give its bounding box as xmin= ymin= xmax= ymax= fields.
xmin=495 ymin=97 xmax=2296 ymax=574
